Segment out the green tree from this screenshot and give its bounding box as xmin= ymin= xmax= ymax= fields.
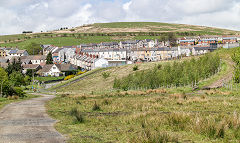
xmin=232 ymin=48 xmax=240 ymax=83
xmin=26 ymin=42 xmax=42 ymax=55
xmin=46 ymin=52 xmax=53 ymax=64
xmin=167 ymin=33 xmax=177 ymax=47
xmin=9 ymin=71 xmax=25 ymax=87
xmin=0 ymin=68 xmax=8 ymax=97
xmin=6 ymin=58 xmax=22 ymax=75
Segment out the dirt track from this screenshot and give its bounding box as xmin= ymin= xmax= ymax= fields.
xmin=0 ymin=93 xmax=66 ymax=143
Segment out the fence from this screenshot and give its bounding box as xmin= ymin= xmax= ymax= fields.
xmin=218 ymin=43 xmax=240 ymax=49
xmin=222 ymin=82 xmax=240 ymax=91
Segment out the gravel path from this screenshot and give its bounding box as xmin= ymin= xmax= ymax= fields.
xmin=203 ymin=60 xmax=234 ymax=90
xmin=0 ymin=93 xmax=66 ymax=143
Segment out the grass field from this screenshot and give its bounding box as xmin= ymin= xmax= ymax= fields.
xmin=35 ymin=76 xmax=65 ymax=82
xmin=0 ymin=94 xmax=40 ymax=110
xmin=45 ymin=48 xmax=238 ymax=142
xmin=92 ymin=22 xmax=237 ymax=35
xmin=47 ymin=87 xmax=240 ymax=142
xmin=0 ymin=22 xmax=239 ymax=48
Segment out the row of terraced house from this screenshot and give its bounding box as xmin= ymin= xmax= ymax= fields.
xmin=1 ymin=35 xmax=239 ymax=76
xmin=41 ymin=36 xmax=240 ymax=71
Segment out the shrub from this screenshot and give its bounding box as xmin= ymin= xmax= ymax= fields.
xmin=64 ymin=75 xmax=75 ymax=80
xmin=77 ymin=70 xmax=86 ymax=75
xmin=114 ymin=53 xmax=221 ymax=90
xmin=102 ymin=99 xmax=111 ymax=105
xmin=133 ymin=65 xmax=139 ymax=71
xmin=69 ymin=107 xmax=84 ymax=123
xmin=157 ymin=64 xmax=162 ymax=70
xmin=13 ymin=87 xmax=26 ymax=97
xmin=102 ymin=72 xmax=110 ymax=79
xmin=76 ymin=100 xmax=81 ymax=105
xmin=133 ymin=130 xmax=179 ymax=143
xmin=92 ymin=101 xmax=101 ymax=111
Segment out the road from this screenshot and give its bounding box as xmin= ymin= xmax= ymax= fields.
xmin=0 ymin=93 xmax=66 ymax=143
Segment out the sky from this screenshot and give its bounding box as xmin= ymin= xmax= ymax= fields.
xmin=0 ymin=0 xmax=240 ymax=35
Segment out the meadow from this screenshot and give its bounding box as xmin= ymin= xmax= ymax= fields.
xmin=0 ymin=94 xmax=40 ymax=110
xmin=45 ymin=48 xmax=239 ymax=142
xmin=47 ymin=87 xmax=240 ymax=143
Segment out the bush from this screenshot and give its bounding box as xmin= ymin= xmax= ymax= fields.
xmin=114 ymin=53 xmax=220 ymax=90
xmin=133 ymin=130 xmax=179 ymax=143
xmin=102 ymin=72 xmax=110 ymax=79
xmin=13 ymin=87 xmax=26 ymax=97
xmin=133 ymin=65 xmax=139 ymax=71
xmin=64 ymin=75 xmax=75 ymax=80
xmin=92 ymin=101 xmax=101 ymax=111
xmin=69 ymin=107 xmax=84 ymax=123
xmin=77 ymin=70 xmax=86 ymax=75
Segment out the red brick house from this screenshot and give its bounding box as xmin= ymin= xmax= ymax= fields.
xmin=179 ymin=40 xmax=195 ymax=46
xmin=222 ymin=37 xmax=237 ymax=44
xmin=198 ymin=39 xmax=217 ymax=45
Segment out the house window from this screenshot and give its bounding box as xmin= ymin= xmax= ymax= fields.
xmin=53 ymin=67 xmax=56 ymax=69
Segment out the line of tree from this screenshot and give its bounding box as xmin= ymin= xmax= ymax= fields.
xmin=0 ymin=58 xmax=31 ymax=97
xmin=113 ymin=53 xmax=221 ymax=90
xmin=232 ymin=48 xmax=240 ymax=83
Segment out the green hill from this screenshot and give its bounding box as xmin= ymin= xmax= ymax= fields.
xmin=0 ymin=22 xmax=239 ymax=49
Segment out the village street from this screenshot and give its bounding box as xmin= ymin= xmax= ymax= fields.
xmin=0 ymin=93 xmax=66 ymax=143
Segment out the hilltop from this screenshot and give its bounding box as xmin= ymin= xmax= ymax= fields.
xmin=55 ymin=22 xmax=239 ymax=35
xmin=0 ymin=22 xmax=239 ymax=49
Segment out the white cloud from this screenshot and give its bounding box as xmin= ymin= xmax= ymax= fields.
xmin=123 ymin=1 xmax=132 ymax=11
xmin=0 ymin=0 xmax=240 ymax=35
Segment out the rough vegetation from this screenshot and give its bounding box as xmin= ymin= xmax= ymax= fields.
xmin=114 ymin=53 xmax=220 ymax=90
xmin=1 ymin=22 xmax=239 ymax=48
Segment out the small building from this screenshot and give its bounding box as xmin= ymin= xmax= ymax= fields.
xmin=0 ymin=49 xmax=7 ymax=57
xmin=93 ymin=58 xmax=109 ymax=69
xmin=179 ymin=40 xmax=195 ymax=46
xmin=7 ymin=49 xmax=29 ymax=57
xmin=21 ymin=55 xmax=47 ymax=66
xmin=192 ymin=47 xmax=210 ymax=55
xmin=222 ymin=37 xmax=238 ymax=44
xmin=198 ymin=39 xmax=217 ymax=45
xmin=108 ymin=60 xmax=127 ymax=67
xmin=0 ymin=58 xmax=9 ymax=68
xmin=37 ymin=64 xmax=77 ymax=77
xmin=22 ymin=64 xmax=42 ymax=74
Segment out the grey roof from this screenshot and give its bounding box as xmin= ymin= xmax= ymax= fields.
xmin=56 ymin=64 xmax=77 ymax=71
xmin=145 ymin=39 xmax=153 ymax=42
xmin=0 ymin=58 xmax=9 ymax=63
xmin=52 ymin=48 xmax=64 ymax=53
xmin=199 ymin=39 xmax=217 ymax=41
xmin=194 ymin=47 xmax=210 ymax=50
xmin=179 ymin=40 xmax=195 ymax=42
xmin=22 ymin=64 xmax=41 ymax=70
xmin=101 ymin=42 xmax=118 ymax=46
xmin=21 ymin=55 xmax=47 ymax=61
xmin=121 ymin=40 xmax=139 ymax=44
xmin=9 ymin=50 xmax=18 ymax=54
xmin=223 ymin=37 xmax=237 ymax=40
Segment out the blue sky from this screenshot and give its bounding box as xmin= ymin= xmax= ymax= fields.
xmin=0 ymin=0 xmax=240 ymax=35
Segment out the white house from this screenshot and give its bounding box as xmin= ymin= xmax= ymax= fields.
xmin=8 ymin=50 xmax=29 ymax=57
xmin=93 ymin=58 xmax=109 ymax=69
xmin=38 ymin=64 xmax=61 ymax=77
xmin=37 ymin=64 xmax=77 ymax=77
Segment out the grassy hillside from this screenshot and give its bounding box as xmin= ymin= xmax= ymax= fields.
xmin=75 ymin=22 xmax=239 ymax=35
xmin=0 ymin=22 xmax=239 ymax=48
xmin=55 ymin=48 xmax=233 ymax=94
xmin=46 ymin=48 xmax=239 ymax=142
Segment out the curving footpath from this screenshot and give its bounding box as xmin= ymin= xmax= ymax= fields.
xmin=0 ymin=93 xmax=66 ymax=143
